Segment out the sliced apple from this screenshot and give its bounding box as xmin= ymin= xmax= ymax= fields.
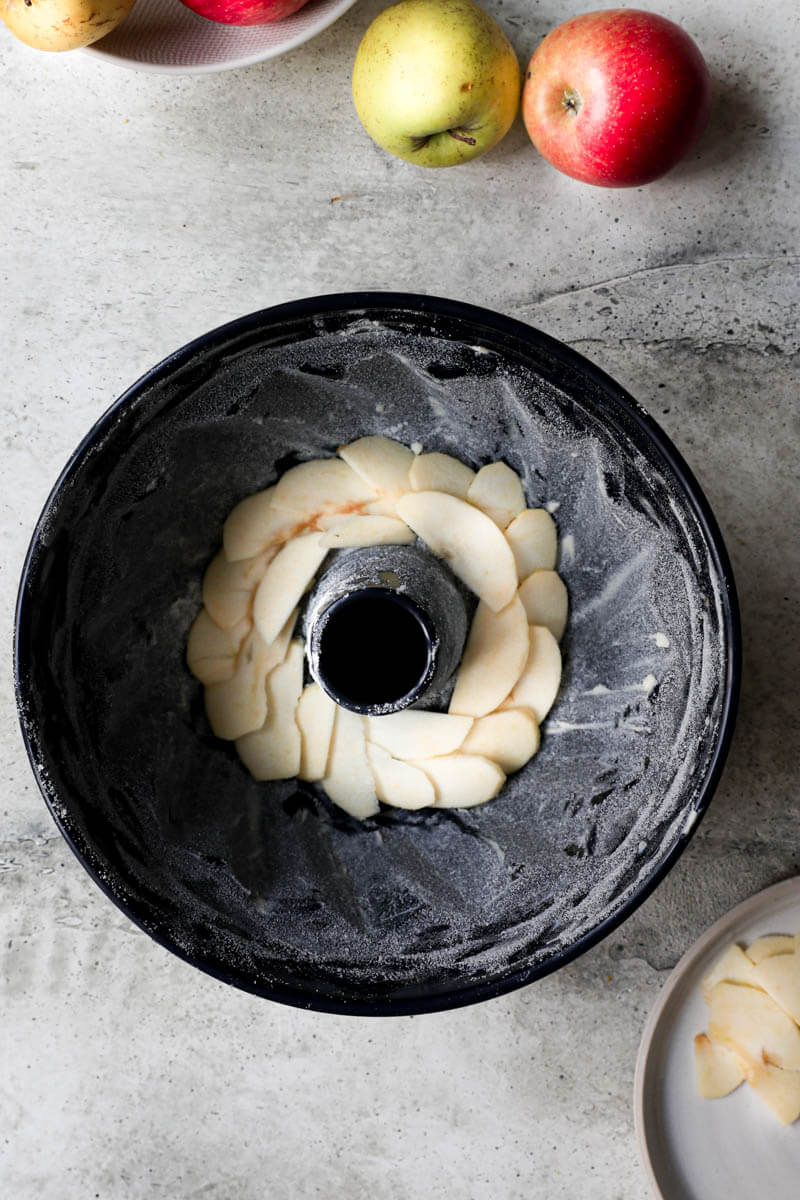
xmin=707 ymin=980 xmax=800 ymax=1071
xmin=202 ymin=548 xmax=273 ymax=629
xmin=252 ymin=531 xmax=327 ymax=645
xmin=744 ymin=1061 xmax=800 ymax=1126
xmin=504 ymin=624 xmax=562 ymax=723
xmin=366 ymin=710 xmax=473 ymax=760
xmin=338 ymin=435 xmax=414 ymax=501
xmin=746 ymin=935 xmax=796 ymax=964
xmin=701 ymin=943 xmax=760 ymax=1001
xmin=409 ymin=451 xmax=476 ymax=499
xmin=320 ymin=515 xmax=415 ymax=549
xmin=753 ymin=953 xmax=800 ymax=1025
xmin=235 ymin=641 xmax=304 ymax=780
xmin=467 ymin=461 xmax=525 ymax=529
xmin=296 ymin=682 xmax=337 ymax=782
xmin=449 ymin=596 xmax=529 ymax=718
xmin=693 ymin=1033 xmax=745 ymax=1099
xmin=362 ymin=496 xmax=401 ymax=518
xmin=505 ymin=508 xmax=558 ymax=578
xmin=322 ymin=706 xmax=379 ymax=819
xmin=204 ymin=621 xmax=282 ymax=741
xmin=366 ymin=743 xmax=436 ymax=810
xmin=461 ymin=707 xmax=540 ymax=774
xmin=518 ymin=570 xmax=569 ymax=641
xmin=270 ymin=457 xmax=377 ymax=516
xmin=414 ymin=753 xmax=505 ymax=809
xmin=222 ymin=486 xmax=303 ymax=562
xmin=395 ymin=490 xmax=517 ymax=612
xmin=186 ymin=609 xmax=251 ymax=684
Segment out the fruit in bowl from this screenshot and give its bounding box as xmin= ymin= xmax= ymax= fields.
xmin=0 ymin=0 xmax=135 ymax=49
xmin=352 ymin=0 xmax=521 ymax=168
xmin=177 ymin=0 xmax=312 ymax=25
xmin=521 ymin=8 xmax=712 ymax=187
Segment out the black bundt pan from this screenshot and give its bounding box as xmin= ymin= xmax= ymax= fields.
xmin=14 ymin=293 xmax=740 ymax=1015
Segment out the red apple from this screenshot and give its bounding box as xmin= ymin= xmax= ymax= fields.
xmin=178 ymin=0 xmax=310 ymax=24
xmin=521 ymin=8 xmax=712 ymax=187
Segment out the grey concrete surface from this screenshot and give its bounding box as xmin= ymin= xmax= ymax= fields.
xmin=1 ymin=0 xmax=799 ymax=1196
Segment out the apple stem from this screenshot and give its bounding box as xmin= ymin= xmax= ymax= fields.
xmin=448 ymin=128 xmax=477 ymax=146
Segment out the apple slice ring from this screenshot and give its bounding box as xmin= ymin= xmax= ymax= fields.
xmin=187 ymin=442 xmax=566 ymax=817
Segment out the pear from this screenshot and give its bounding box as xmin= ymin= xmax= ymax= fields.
xmin=338 ymin=436 xmax=414 ymax=500
xmin=414 ymin=754 xmax=505 ymax=808
xmin=701 ymin=943 xmax=760 ymax=1001
xmin=693 ymin=1034 xmax=745 ymax=1099
xmin=505 ymin=508 xmax=558 ymax=578
xmin=204 ymin=619 xmax=294 ymax=741
xmin=461 ymin=707 xmax=539 ymax=773
xmin=366 ymin=710 xmax=473 ymax=759
xmin=707 ymin=980 xmax=800 ymax=1071
xmin=518 ymin=570 xmax=569 ymax=641
xmin=449 ymin=596 xmax=529 ymax=717
xmin=186 ymin=610 xmax=251 ymax=684
xmin=270 ymin=458 xmax=377 ymax=516
xmin=753 ymin=953 xmax=800 ymax=1025
xmin=409 ymin=452 xmax=476 ymax=499
xmin=746 ymin=935 xmax=796 ymax=964
xmin=320 ymin=515 xmax=415 ymax=549
xmin=467 ymin=461 xmax=525 ymax=528
xmin=504 ymin=624 xmax=562 ymax=723
xmin=296 ymin=683 xmax=338 ymax=782
xmin=223 ymin=486 xmax=303 ymax=562
xmin=235 ymin=641 xmax=305 ymax=780
xmin=366 ymin=743 xmax=436 ymax=810
xmin=396 ymin=490 xmax=517 ymax=612
xmin=252 ymin=531 xmax=327 ymax=645
xmin=323 ymin=706 xmax=379 ymax=819
xmin=202 ymin=548 xmax=273 ymax=629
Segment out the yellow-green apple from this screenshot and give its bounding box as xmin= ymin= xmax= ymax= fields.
xmin=522 ymin=9 xmax=712 ymax=187
xmin=1 ymin=0 xmax=135 ymax=49
xmin=178 ymin=0 xmax=311 ymax=24
xmin=352 ymin=0 xmax=521 ymax=168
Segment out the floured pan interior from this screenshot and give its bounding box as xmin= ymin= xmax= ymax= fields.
xmin=15 ymin=298 xmax=737 ymax=1012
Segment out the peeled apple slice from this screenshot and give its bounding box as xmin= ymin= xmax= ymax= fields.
xmin=270 ymin=458 xmax=377 ymax=516
xmin=235 ymin=641 xmax=304 ymax=781
xmin=204 ymin=628 xmax=274 ymax=740
xmin=693 ymin=1033 xmax=745 ymax=1099
xmin=186 ymin=610 xmax=251 ymax=684
xmin=396 ymin=490 xmax=518 ymax=613
xmin=505 ymin=624 xmax=562 ymax=723
xmin=296 ymin=683 xmax=337 ymax=782
xmin=338 ymin=436 xmax=414 ymax=501
xmin=707 ymin=981 xmax=800 ymax=1071
xmin=323 ymin=706 xmax=379 ymax=819
xmin=467 ymin=461 xmax=525 ymax=529
xmin=253 ymin=531 xmax=327 ymax=645
xmin=448 ymin=596 xmax=529 ymax=717
xmin=744 ymin=1061 xmax=800 ymax=1126
xmin=517 ymin=570 xmax=569 ymax=641
xmin=366 ymin=743 xmax=436 ymax=810
xmin=320 ymin=515 xmax=414 ymax=549
xmin=701 ymin=943 xmax=760 ymax=1001
xmin=202 ymin=549 xmax=272 ymax=629
xmin=505 ymin=509 xmax=558 ymax=578
xmin=415 ymin=753 xmax=505 ymax=809
xmin=222 ymin=486 xmax=302 ymax=562
xmin=746 ymin=935 xmax=796 ymax=964
xmin=366 ymin=710 xmax=473 ymax=760
xmin=409 ymin=452 xmax=475 ymax=499
xmin=753 ymin=953 xmax=800 ymax=1025
xmin=461 ymin=707 xmax=540 ymax=774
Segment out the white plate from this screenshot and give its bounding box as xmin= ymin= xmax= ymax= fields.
xmin=85 ymin=0 xmax=358 ymax=73
xmin=634 ymin=877 xmax=800 ymax=1200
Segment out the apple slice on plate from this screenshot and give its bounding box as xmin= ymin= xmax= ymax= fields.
xmin=505 ymin=509 xmax=558 ymax=578
xmin=296 ymin=683 xmax=338 ymax=782
xmin=752 ymin=953 xmax=800 ymax=1024
xmin=448 ymin=596 xmax=529 ymax=717
xmin=693 ymin=1033 xmax=745 ymax=1099
xmin=235 ymin=641 xmax=305 ymax=781
xmin=409 ymin=452 xmax=475 ymax=499
xmin=186 ymin=610 xmax=251 ymax=684
xmin=366 ymin=710 xmax=473 ymax=760
xmin=323 ymin=706 xmax=379 ymax=819
xmin=466 ymin=461 xmax=525 ymax=529
xmin=396 ymin=490 xmax=517 ymax=612
xmin=700 ymin=943 xmax=760 ymax=1001
xmin=518 ymin=570 xmax=568 ymax=641
xmin=744 ymin=1061 xmax=800 ymax=1126
xmin=320 ymin=515 xmax=414 ymax=549
xmin=461 ymin=707 xmax=539 ymax=774
xmin=504 ymin=624 xmax=562 ymax=723
xmin=338 ymin=436 xmax=414 ymax=501
xmin=270 ymin=458 xmax=377 ymax=516
xmin=746 ymin=935 xmax=796 ymax=964
xmin=253 ymin=531 xmax=327 ymax=645
xmin=707 ymin=980 xmax=800 ymax=1070
xmin=414 ymin=753 xmax=505 ymax=809
xmin=366 ymin=743 xmax=436 ymax=810
xmin=223 ymin=486 xmax=303 ymax=563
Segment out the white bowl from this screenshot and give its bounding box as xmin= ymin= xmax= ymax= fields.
xmin=85 ymin=0 xmax=358 ymax=73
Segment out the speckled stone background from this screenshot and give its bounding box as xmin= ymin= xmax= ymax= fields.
xmin=1 ymin=1 xmax=798 ymax=1196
